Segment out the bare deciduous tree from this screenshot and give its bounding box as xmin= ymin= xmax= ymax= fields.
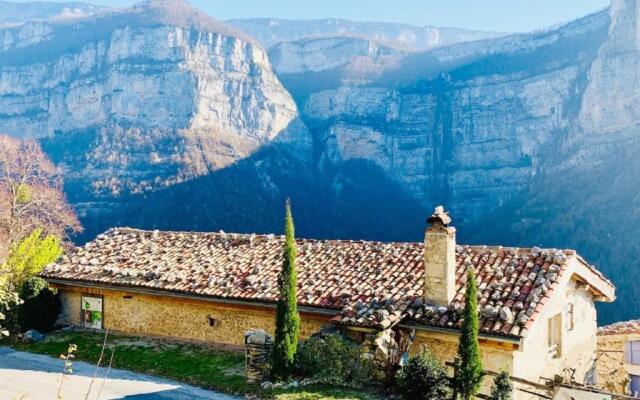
xmin=0 ymin=135 xmax=82 ymax=261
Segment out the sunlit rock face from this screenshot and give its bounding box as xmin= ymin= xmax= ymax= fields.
xmin=269 ymin=36 xmax=403 ymax=75
xmin=290 ymin=9 xmax=611 ymax=226
xmin=0 ymin=0 xmax=304 ymax=203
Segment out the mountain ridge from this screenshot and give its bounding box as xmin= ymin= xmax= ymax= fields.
xmin=226 ymin=17 xmax=508 ymax=51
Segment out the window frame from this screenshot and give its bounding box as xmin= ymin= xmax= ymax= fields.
xmin=80 ymin=294 xmax=104 ymax=330
xmin=548 ymin=313 xmax=562 ymax=359
xmin=630 ymin=374 xmax=640 ymax=397
xmin=626 ymin=340 xmax=640 ymax=365
xmin=566 ymin=303 xmax=575 ymax=332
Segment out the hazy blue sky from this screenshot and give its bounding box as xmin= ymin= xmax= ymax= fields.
xmin=15 ymin=0 xmax=611 ymax=32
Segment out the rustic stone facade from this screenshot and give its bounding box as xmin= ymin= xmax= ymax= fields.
xmin=412 ymin=329 xmax=516 ymax=396
xmin=54 ymin=284 xmax=329 ymax=347
xmin=596 ymin=333 xmax=634 ymax=394
xmin=359 ymin=328 xmax=414 ymax=381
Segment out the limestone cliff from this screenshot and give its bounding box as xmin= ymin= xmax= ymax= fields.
xmin=290 ymin=10 xmax=610 ymax=226
xmin=268 ymin=36 xmax=403 ymax=75
xmin=0 ymin=0 xmax=306 ymax=211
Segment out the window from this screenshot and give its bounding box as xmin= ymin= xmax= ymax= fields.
xmin=81 ymin=296 xmax=103 ymax=329
xmin=566 ymin=303 xmax=575 ymax=331
xmin=548 ymin=313 xmax=562 ymax=358
xmin=631 ymin=375 xmax=640 ymax=398
xmin=626 ymin=341 xmax=640 ymax=365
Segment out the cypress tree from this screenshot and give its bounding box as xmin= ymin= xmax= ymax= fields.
xmin=272 ymin=199 xmax=300 ymax=379
xmin=489 ymin=369 xmax=513 ymax=400
xmin=454 ymin=268 xmax=484 ymax=399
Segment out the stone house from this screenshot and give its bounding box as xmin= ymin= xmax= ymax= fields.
xmin=41 ymin=207 xmax=615 ymax=399
xmin=596 ymin=319 xmax=640 ymax=396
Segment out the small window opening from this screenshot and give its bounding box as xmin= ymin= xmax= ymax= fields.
xmin=626 ymin=341 xmax=640 ymax=365
xmin=566 ymin=303 xmax=575 ymax=331
xmin=208 ymin=316 xmax=220 ymax=328
xmin=548 ymin=313 xmax=562 ymax=359
xmin=81 ymin=296 xmax=103 ymax=330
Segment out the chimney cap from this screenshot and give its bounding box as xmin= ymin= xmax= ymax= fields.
xmin=427 ymin=205 xmax=452 ymax=226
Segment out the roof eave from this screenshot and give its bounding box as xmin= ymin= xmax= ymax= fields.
xmin=397 ymin=321 xmax=522 ymax=346
xmin=44 ymin=277 xmax=340 ymax=317
xmin=571 ymin=255 xmax=616 ymax=302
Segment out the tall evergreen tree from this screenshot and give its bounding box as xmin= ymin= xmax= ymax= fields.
xmin=489 ymin=369 xmax=513 ymax=400
xmin=272 ymin=199 xmax=300 ymax=379
xmin=454 ymin=268 xmax=484 ymax=399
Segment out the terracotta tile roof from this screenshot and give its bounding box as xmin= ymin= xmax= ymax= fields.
xmin=42 ymin=228 xmax=579 ymax=339
xmin=337 ymin=245 xmax=572 ymax=339
xmin=598 ymin=320 xmax=640 ymax=336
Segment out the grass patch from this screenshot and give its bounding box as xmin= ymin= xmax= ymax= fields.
xmin=270 ymin=386 xmax=378 ymax=400
xmin=3 ymin=329 xmax=381 ymax=400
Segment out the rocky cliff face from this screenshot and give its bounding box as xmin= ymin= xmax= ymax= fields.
xmin=292 ymin=10 xmax=610 ymax=226
xmin=0 ymin=0 xmax=306 ymax=212
xmin=269 ymin=37 xmax=403 ymax=75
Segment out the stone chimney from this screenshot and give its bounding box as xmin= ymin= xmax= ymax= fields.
xmin=424 ymin=206 xmax=456 ymax=305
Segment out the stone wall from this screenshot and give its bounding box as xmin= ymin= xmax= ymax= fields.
xmin=412 ymin=329 xmax=516 ymax=398
xmin=359 ymin=328 xmax=414 ymax=381
xmin=54 ymin=284 xmax=330 ymax=347
xmin=596 ymin=333 xmax=631 ymax=394
xmin=245 ymin=330 xmax=274 ymax=383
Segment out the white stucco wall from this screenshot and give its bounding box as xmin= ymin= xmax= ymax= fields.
xmin=512 ymin=258 xmax=599 ymax=399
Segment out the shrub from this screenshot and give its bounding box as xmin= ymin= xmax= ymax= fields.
xmin=19 ymin=275 xmax=47 ymax=298
xmin=295 ymin=331 xmax=374 ymax=387
xmin=17 ymin=277 xmax=60 ymax=332
xmin=396 ymin=349 xmax=451 ymax=400
xmin=490 ymin=370 xmax=513 ymax=400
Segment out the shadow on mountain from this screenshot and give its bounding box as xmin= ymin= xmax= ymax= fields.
xmin=76 ymin=144 xmax=428 ymax=244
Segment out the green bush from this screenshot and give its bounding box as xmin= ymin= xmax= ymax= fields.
xmin=19 ymin=276 xmax=47 ymax=299
xmin=396 ymin=349 xmax=452 ymax=400
xmin=17 ymin=277 xmax=60 ymax=332
xmin=490 ymin=370 xmax=513 ymax=400
xmin=295 ymin=331 xmax=373 ymax=387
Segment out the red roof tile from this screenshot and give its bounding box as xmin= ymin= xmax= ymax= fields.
xmin=42 ymin=228 xmax=584 ymax=339
xmin=598 ymin=319 xmax=640 ymax=336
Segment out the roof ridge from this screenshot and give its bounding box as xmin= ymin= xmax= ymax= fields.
xmin=103 ymin=226 xmax=423 ymax=246
xmin=598 ymin=319 xmax=640 ymax=329
xmin=103 ymin=228 xmax=580 ymax=253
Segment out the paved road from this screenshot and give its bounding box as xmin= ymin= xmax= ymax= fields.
xmin=0 ymin=347 xmax=240 ymax=400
